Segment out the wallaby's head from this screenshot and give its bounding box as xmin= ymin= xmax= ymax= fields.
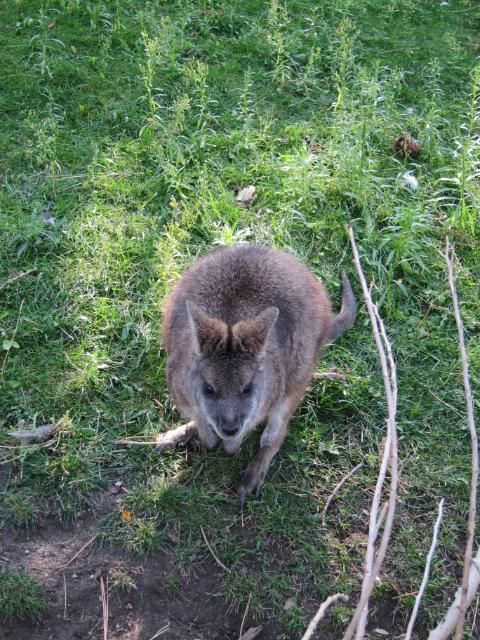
xmin=186 ymin=300 xmax=279 ymax=441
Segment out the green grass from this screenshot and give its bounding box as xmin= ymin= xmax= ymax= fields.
xmin=1 ymin=0 xmax=479 ymax=636
xmin=0 ymin=569 xmax=47 ymax=621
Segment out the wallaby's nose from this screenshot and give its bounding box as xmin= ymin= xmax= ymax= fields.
xmin=219 ymin=417 xmax=240 ymax=437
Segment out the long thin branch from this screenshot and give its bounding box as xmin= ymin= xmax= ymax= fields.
xmin=404 ymin=498 xmax=445 ymax=640
xmin=0 ymin=268 xmax=36 ymax=292
xmin=343 ymin=226 xmax=399 ymax=640
xmin=200 ymin=525 xmax=231 ymax=574
xmin=56 ymin=534 xmax=97 ymax=571
xmin=446 ymin=239 xmax=478 ymax=640
xmin=301 ymin=594 xmax=349 ymax=640
xmin=429 ymin=238 xmax=479 ymax=640
xmin=428 ymin=550 xmax=480 ymax=640
xmin=321 ymin=462 xmax=364 ymax=523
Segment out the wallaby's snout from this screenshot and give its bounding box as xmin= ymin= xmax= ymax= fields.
xmin=206 ymin=389 xmax=248 ymax=439
xmin=218 ymin=419 xmax=239 ymax=437
xmin=197 ymin=355 xmax=262 ymax=444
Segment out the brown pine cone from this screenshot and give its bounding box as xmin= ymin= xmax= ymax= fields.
xmin=393 ymin=132 xmax=421 ymax=157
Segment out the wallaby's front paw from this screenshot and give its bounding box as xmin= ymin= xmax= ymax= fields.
xmin=239 ymin=460 xmax=266 ymax=508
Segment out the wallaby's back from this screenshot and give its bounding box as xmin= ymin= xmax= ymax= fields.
xmin=163 ymin=245 xmax=354 ymax=392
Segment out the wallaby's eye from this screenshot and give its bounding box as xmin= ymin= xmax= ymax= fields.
xmin=203 ymin=382 xmax=215 ymax=396
xmin=242 ymin=383 xmax=253 ymax=396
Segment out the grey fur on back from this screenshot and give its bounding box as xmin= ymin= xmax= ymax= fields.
xmin=163 ymin=244 xmax=356 ymax=504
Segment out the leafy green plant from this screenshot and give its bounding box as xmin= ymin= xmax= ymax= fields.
xmin=0 ymin=570 xmax=47 ymax=621
xmin=0 ymin=490 xmax=42 ymax=533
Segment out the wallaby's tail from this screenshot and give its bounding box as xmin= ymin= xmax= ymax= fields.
xmin=330 ymin=272 xmax=357 ymax=341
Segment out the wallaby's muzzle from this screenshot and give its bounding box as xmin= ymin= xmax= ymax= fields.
xmin=218 ymin=417 xmax=240 ymax=437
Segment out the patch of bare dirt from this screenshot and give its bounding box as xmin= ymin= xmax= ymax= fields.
xmin=0 ymin=492 xmax=277 ymax=640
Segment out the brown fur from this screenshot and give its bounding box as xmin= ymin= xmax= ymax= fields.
xmin=163 ymin=244 xmax=356 ymax=505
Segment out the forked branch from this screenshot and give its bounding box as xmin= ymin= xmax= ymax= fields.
xmin=427 ymin=240 xmax=478 ymax=640
xmin=301 ymin=594 xmax=349 ymax=640
xmin=342 ymin=226 xmax=399 ymax=640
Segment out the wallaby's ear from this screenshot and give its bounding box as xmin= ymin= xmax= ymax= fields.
xmin=186 ymin=300 xmax=228 ymax=356
xmin=232 ymin=306 xmax=279 ymax=356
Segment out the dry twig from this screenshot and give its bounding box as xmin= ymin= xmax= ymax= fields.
xmin=0 ymin=269 xmax=36 ymax=292
xmin=63 ymin=574 xmax=68 ymax=620
xmin=427 ymin=240 xmax=479 ymax=640
xmin=321 ymin=462 xmax=364 ymax=523
xmin=239 ymin=593 xmax=252 ymax=640
xmin=301 ymin=594 xmax=349 ymax=640
xmin=147 ymin=624 xmax=170 ymax=640
xmin=312 ymin=371 xmax=348 ymax=382
xmin=117 ymin=421 xmax=197 ymax=449
xmin=404 ymin=498 xmax=444 ymax=640
xmin=444 ymin=240 xmax=479 ymax=640
xmin=343 ymin=226 xmax=399 ymax=640
xmin=100 ymin=575 xmax=109 ymax=640
xmin=200 ymin=525 xmax=231 ymax=574
xmin=239 ymin=627 xmax=262 ymax=640
xmin=56 ymin=534 xmax=97 ymax=571
xmin=117 ymin=438 xmax=160 ymax=445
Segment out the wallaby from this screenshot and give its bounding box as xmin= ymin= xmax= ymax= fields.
xmin=162 ymin=244 xmax=356 ymax=506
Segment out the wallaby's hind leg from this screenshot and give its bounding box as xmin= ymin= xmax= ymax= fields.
xmin=238 ymin=382 xmax=308 ymax=507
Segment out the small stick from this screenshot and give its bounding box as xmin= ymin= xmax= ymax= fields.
xmin=200 ymin=525 xmax=231 ymax=574
xmin=0 ymin=269 xmax=36 ymax=292
xmin=472 ymin=594 xmax=479 ymax=631
xmin=239 ymin=593 xmax=252 ymax=640
xmin=321 ymin=462 xmax=364 ymax=522
xmin=301 ymin=593 xmax=349 ymax=640
xmin=63 ymin=574 xmax=68 ymax=620
xmin=56 ymin=535 xmax=96 ymax=571
xmin=117 ymin=421 xmax=197 ymax=448
xmin=100 ymin=575 xmax=109 ymax=640
xmin=404 ymin=498 xmax=445 ymax=640
xmin=312 ymin=371 xmax=347 ymax=382
xmin=444 ymin=240 xmax=478 ymax=640
xmin=239 ymin=628 xmax=262 ymax=640
xmin=147 ymin=624 xmax=170 ymax=640
xmin=117 ymin=439 xmax=159 ymax=445
xmin=374 ymin=501 xmax=389 ymax=538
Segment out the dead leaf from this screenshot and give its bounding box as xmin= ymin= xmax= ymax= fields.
xmin=283 ymin=597 xmax=296 ymax=611
xmin=121 ymin=509 xmax=132 ymax=523
xmin=239 ymin=627 xmax=262 ymax=640
xmin=236 ymin=185 xmax=257 ymax=208
xmin=7 ymin=422 xmax=59 ymax=445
